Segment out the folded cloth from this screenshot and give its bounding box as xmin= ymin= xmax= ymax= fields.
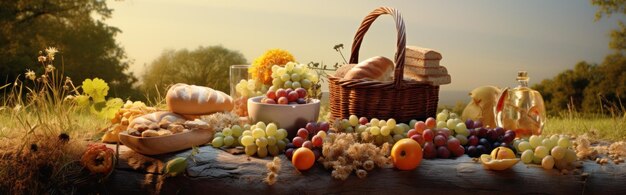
xmin=404 ymin=65 xmax=448 ymax=76
xmin=404 ymin=57 xmax=440 ymax=67
xmin=404 ymin=74 xmax=451 ymax=86
xmin=406 ymin=46 xmax=442 ymax=60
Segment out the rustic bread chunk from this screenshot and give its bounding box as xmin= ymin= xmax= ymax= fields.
xmin=406 ymin=46 xmax=442 ymax=60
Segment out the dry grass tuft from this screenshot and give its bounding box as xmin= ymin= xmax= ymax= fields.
xmin=0 ymin=48 xmax=109 ymax=193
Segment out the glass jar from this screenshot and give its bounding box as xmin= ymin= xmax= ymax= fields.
xmin=496 ymin=71 xmax=547 ymax=138
xmin=230 ymin=65 xmax=250 ymax=117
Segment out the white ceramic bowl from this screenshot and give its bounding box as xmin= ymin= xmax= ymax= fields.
xmin=119 ymin=128 xmax=213 ymax=155
xmin=247 ymin=96 xmax=320 ymax=138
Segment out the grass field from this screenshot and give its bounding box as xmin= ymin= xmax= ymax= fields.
xmin=544 ymin=115 xmax=626 ymax=141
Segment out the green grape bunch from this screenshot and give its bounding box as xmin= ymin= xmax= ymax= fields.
xmin=212 ymin=122 xmax=290 ymax=158
xmin=269 ymin=62 xmax=319 ymax=96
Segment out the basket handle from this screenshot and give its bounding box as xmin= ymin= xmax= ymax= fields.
xmin=349 ymin=7 xmax=406 ymax=87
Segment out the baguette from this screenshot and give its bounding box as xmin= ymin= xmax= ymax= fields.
xmin=166 ymin=83 xmax=234 ymax=115
xmin=406 ymin=46 xmax=442 ymax=60
xmin=343 ymin=56 xmax=394 ymax=81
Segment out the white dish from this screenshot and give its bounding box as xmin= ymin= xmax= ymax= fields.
xmin=247 ymin=96 xmax=320 ymax=139
xmin=118 ymin=128 xmax=213 ymax=155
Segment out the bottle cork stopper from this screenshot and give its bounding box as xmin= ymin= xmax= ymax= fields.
xmin=517 ymin=71 xmax=528 ymax=80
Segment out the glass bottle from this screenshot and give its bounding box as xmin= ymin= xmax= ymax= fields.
xmin=496 ymin=71 xmax=546 ymax=138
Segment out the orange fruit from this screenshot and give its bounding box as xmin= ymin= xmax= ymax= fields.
xmin=292 ymin=147 xmax=315 ymax=171
xmin=480 ymin=154 xmax=519 ymax=171
xmin=481 ymin=147 xmax=519 ymax=171
xmin=490 ymin=147 xmax=516 ymax=159
xmin=391 ymin=138 xmax=423 ymax=170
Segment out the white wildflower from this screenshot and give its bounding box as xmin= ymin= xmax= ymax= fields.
xmin=41 ymin=74 xmax=48 ymax=83
xmin=45 ymin=64 xmax=55 ymax=73
xmin=13 ymin=104 xmax=22 ymax=112
xmin=45 ymin=47 xmax=58 ymax=60
xmin=38 ymin=56 xmax=46 ymax=62
xmin=25 ymin=69 xmax=36 ymax=81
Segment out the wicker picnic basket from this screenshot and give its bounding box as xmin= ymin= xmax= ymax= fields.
xmin=328 ymin=7 xmax=439 ymax=123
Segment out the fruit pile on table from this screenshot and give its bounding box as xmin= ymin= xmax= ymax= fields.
xmin=109 ymin=48 xmax=605 ymax=185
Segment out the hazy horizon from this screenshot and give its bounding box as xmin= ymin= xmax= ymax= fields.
xmin=107 ymin=0 xmax=621 ymax=98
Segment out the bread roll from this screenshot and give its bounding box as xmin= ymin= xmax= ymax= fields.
xmin=343 ymin=56 xmax=394 ymax=81
xmin=334 ymin=64 xmax=356 ymax=78
xmin=166 ymin=83 xmax=234 ymax=115
xmin=128 ymin=111 xmax=184 ymax=129
xmin=406 ymin=46 xmax=442 ymax=60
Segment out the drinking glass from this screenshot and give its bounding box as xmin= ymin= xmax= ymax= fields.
xmin=230 ymin=65 xmax=250 ymax=117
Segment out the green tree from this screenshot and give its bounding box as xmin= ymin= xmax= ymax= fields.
xmin=0 ymin=0 xmax=139 ymax=99
xmin=592 ymin=0 xmax=626 ymax=52
xmin=142 ymin=46 xmax=247 ymax=96
xmin=534 ymin=62 xmax=599 ymax=114
xmin=583 ymin=53 xmax=626 ymax=111
xmin=533 ymin=1 xmax=626 ymax=115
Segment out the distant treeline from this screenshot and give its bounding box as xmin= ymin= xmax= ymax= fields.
xmin=535 ymin=0 xmax=626 ymax=116
xmin=533 ymin=53 xmax=626 ymax=115
xmin=0 ymin=1 xmax=246 ymax=103
xmin=0 ymin=1 xmax=142 ymax=100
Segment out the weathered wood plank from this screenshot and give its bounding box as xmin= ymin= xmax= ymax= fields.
xmin=105 ymin=144 xmax=626 ymax=194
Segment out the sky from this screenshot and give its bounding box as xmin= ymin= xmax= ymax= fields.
xmin=107 ymin=0 xmax=620 ymax=95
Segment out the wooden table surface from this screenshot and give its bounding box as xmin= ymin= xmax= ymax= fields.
xmin=106 ymin=144 xmax=626 ymax=195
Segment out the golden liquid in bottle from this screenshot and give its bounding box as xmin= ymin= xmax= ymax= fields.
xmin=497 ymin=71 xmax=546 ymax=138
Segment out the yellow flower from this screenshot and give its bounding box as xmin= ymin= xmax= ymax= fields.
xmin=25 ymin=69 xmax=36 ymax=81
xmin=75 ymin=95 xmax=90 ymax=107
xmin=82 ymin=78 xmax=109 ymax=102
xmin=249 ymin=49 xmax=295 ymax=85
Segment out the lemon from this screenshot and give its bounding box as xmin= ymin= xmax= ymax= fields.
xmin=480 ymin=154 xmax=519 ymax=171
